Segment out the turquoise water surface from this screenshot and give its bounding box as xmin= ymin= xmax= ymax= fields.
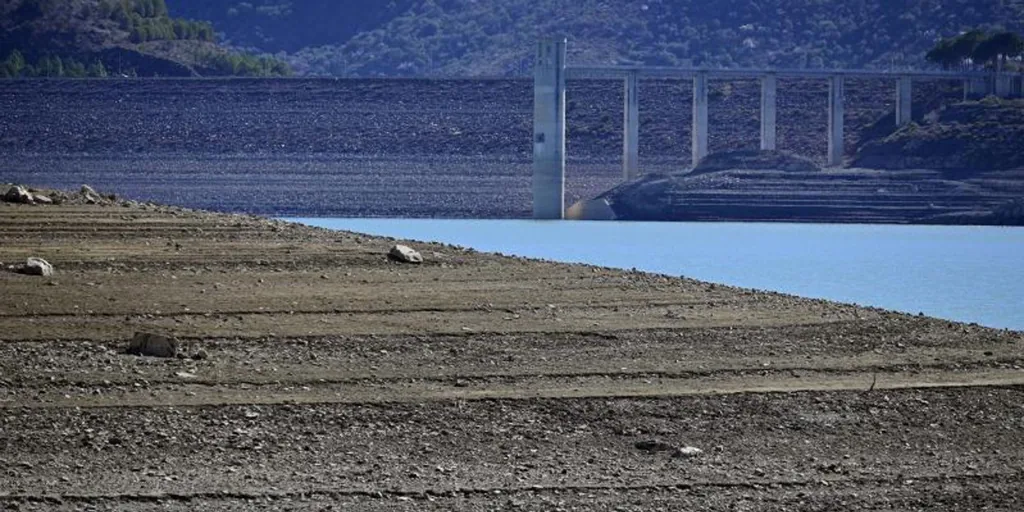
xmin=286 ymin=219 xmax=1024 ymax=331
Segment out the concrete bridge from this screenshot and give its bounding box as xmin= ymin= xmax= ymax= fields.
xmin=533 ymin=38 xmax=1024 ymax=220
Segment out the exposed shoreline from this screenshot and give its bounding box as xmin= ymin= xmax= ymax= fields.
xmin=5 ymin=77 xmax=998 ymax=223
xmin=2 ymin=195 xmax=1022 ymax=509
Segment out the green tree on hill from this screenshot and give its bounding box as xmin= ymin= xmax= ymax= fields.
xmin=64 ymin=59 xmax=88 ymax=77
xmin=87 ymin=60 xmax=109 ymax=77
xmin=1 ymin=50 xmax=26 ymax=77
xmin=925 ymin=40 xmax=958 ymax=69
xmin=928 ymin=30 xmax=1024 ymax=70
xmin=926 ymin=30 xmax=987 ymax=69
xmin=972 ymin=31 xmax=1024 ymax=69
xmin=37 ymin=55 xmax=64 ymax=77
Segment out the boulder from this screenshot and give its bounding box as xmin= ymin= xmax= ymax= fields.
xmin=4 ymin=186 xmax=34 ymax=204
xmin=388 ymin=244 xmax=423 ymax=264
xmin=32 ymin=194 xmax=53 ymax=205
xmin=13 ymin=258 xmax=54 ymax=277
xmin=566 ymin=198 xmax=617 ymax=221
xmin=81 ymin=184 xmax=101 ymax=204
xmin=126 ymin=332 xmax=179 ymax=358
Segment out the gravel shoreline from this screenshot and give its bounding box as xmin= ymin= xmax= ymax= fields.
xmin=1 ymin=196 xmax=1022 ymax=510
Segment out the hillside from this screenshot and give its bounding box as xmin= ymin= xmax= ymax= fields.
xmin=0 ymin=0 xmax=290 ymax=77
xmin=169 ymin=0 xmax=1024 ymax=76
xmin=854 ymin=98 xmax=1024 ymax=172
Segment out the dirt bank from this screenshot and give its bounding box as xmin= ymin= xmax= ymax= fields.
xmin=1 ymin=198 xmax=1022 ymax=510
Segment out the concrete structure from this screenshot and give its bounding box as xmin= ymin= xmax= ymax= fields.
xmin=828 ymin=76 xmax=845 ymax=167
xmin=760 ymin=74 xmax=777 ymax=150
xmin=692 ymin=72 xmax=709 ymax=165
xmin=896 ymin=76 xmax=913 ymax=126
xmin=532 ymin=38 xmax=566 ymax=220
xmin=623 ymin=71 xmax=640 ymax=181
xmin=965 ymin=77 xmax=989 ymax=100
xmin=995 ymin=75 xmax=1014 ymax=98
xmin=532 ymin=40 xmax=1014 ymax=219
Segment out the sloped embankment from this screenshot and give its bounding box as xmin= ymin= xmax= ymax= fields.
xmin=596 ymin=150 xmax=1024 ymax=223
xmin=854 ymin=98 xmax=1024 ymax=172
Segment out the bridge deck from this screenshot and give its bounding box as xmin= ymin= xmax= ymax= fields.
xmin=566 ymin=65 xmax=1005 ymax=81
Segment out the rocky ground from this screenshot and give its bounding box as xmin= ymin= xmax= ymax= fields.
xmin=0 ymin=77 xmax=977 ymax=219
xmin=599 ymin=159 xmax=1024 ymax=223
xmin=1 ymin=195 xmax=1022 ymax=510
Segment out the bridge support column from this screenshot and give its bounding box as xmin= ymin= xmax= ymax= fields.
xmin=760 ymin=74 xmax=777 ymax=151
xmin=896 ymin=76 xmax=913 ymax=127
xmin=532 ymin=38 xmax=567 ymax=220
xmin=964 ymin=78 xmax=988 ymax=100
xmin=623 ymin=71 xmax=640 ymax=181
xmin=692 ymin=72 xmax=709 ymax=165
xmin=827 ymin=75 xmax=845 ymax=167
xmin=994 ymin=74 xmax=1013 ymax=98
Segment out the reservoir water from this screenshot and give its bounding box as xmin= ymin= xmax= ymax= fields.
xmin=287 ymin=219 xmax=1024 ymax=331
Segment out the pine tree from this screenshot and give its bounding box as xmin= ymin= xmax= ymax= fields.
xmin=2 ymin=50 xmax=26 ymax=77
xmin=87 ymin=60 xmax=109 ymax=77
xmin=65 ymin=58 xmax=87 ymax=77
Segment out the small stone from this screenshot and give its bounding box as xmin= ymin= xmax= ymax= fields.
xmin=126 ymin=332 xmax=179 ymax=358
xmin=13 ymin=257 xmax=54 ymax=277
xmin=674 ymin=446 xmax=704 ymax=458
xmin=388 ymin=245 xmax=423 ymax=264
xmin=634 ymin=440 xmax=675 ymax=452
xmin=191 ymin=349 xmax=209 ymax=361
xmin=175 ymin=371 xmax=197 ymax=379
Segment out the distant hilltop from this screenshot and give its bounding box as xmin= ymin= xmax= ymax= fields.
xmin=0 ymin=0 xmax=290 ymax=78
xmin=171 ymin=0 xmax=1024 ymax=76
xmin=5 ymin=1 xmax=1024 ymax=78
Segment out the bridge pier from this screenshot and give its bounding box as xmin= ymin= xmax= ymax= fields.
xmin=692 ymin=72 xmax=709 ymax=165
xmin=896 ymin=76 xmax=913 ymax=126
xmin=623 ymin=71 xmax=640 ymax=181
xmin=828 ymin=75 xmax=845 ymax=167
xmin=760 ymin=74 xmax=777 ymax=150
xmin=532 ymin=38 xmax=567 ymax=220
xmin=964 ymin=78 xmax=988 ymax=100
xmin=994 ymin=74 xmax=1014 ymax=98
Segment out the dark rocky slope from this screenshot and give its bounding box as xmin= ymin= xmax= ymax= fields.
xmin=597 ymin=151 xmax=1024 ymax=224
xmin=854 ymin=98 xmax=1024 ymax=172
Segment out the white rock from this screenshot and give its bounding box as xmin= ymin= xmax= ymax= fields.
xmin=14 ymin=257 xmax=54 ymax=277
xmin=388 ymin=244 xmax=423 ymax=264
xmin=4 ymin=186 xmax=34 ymax=204
xmin=81 ymin=184 xmax=101 ymax=203
xmin=675 ymin=446 xmax=704 ymax=458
